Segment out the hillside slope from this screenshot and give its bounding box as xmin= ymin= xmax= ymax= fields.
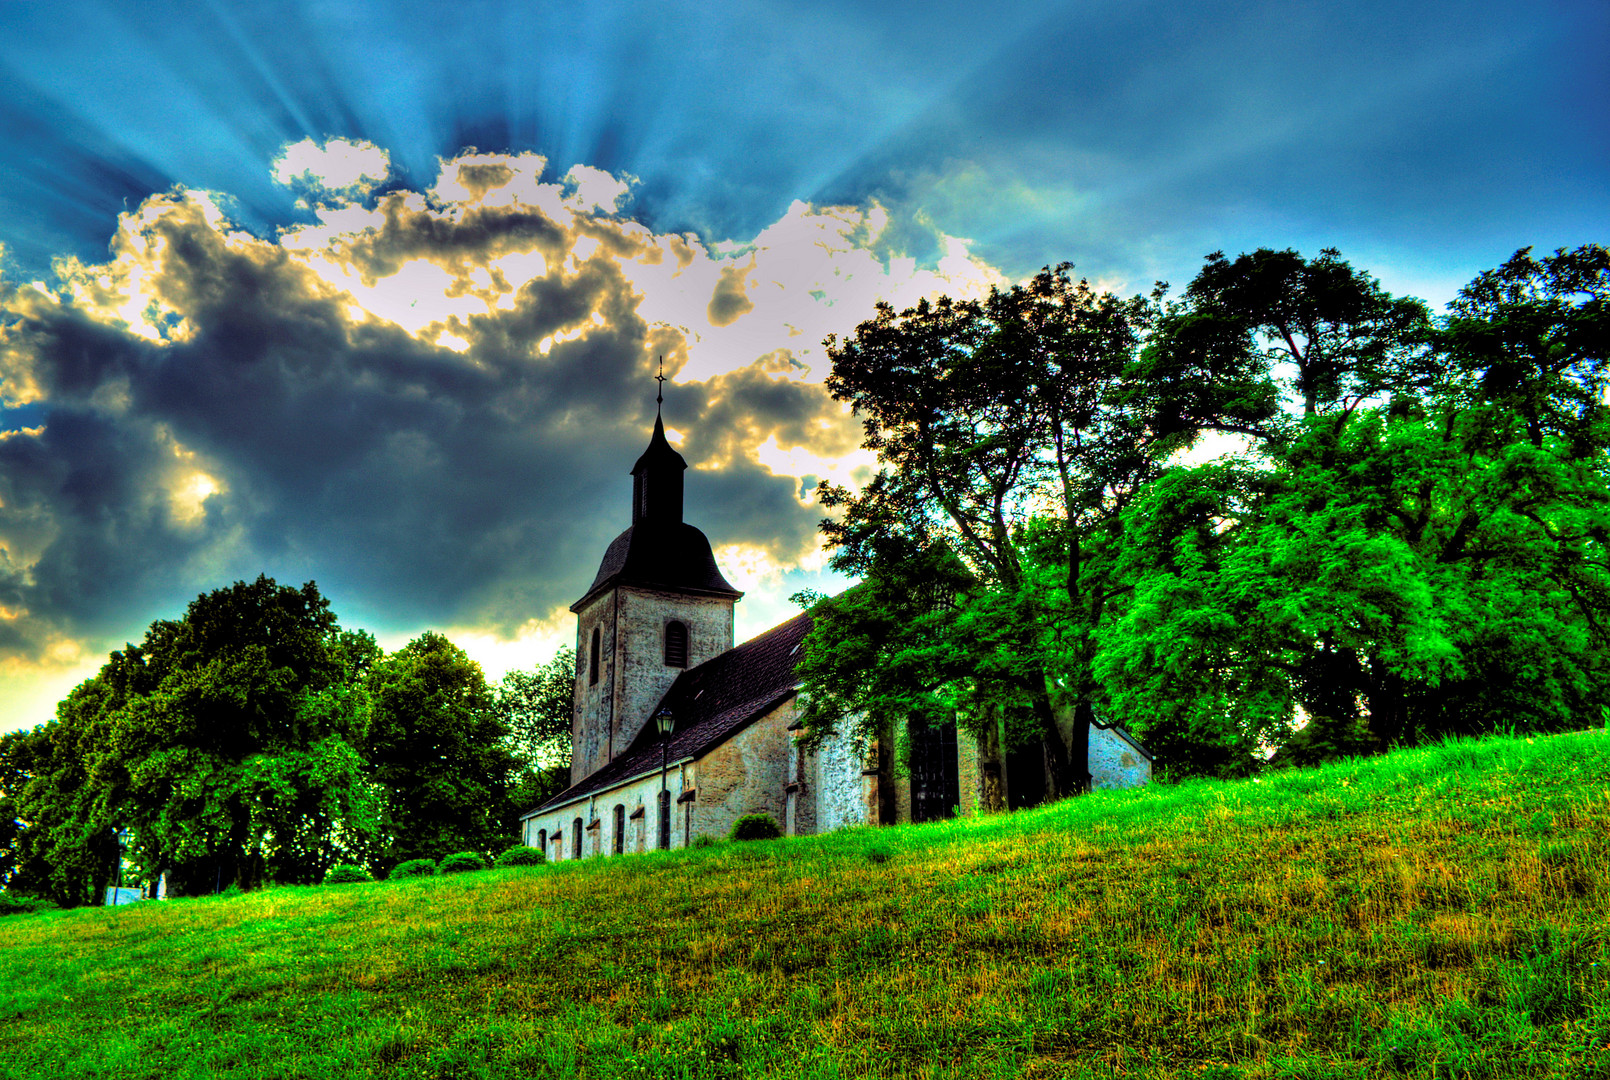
xmin=2 ymin=730 xmax=1608 ymax=1079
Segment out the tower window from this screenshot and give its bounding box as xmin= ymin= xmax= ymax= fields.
xmin=664 ymin=620 xmax=688 ymax=668
xmin=589 ymin=625 xmax=601 ymax=685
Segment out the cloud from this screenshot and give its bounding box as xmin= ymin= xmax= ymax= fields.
xmin=0 ymin=142 xmax=1011 ymax=687
xmin=271 ymin=137 xmax=392 ymax=197
xmin=706 ymin=260 xmax=755 ymax=327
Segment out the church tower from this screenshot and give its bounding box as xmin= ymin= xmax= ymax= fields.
xmin=568 ymin=408 xmax=743 ymax=784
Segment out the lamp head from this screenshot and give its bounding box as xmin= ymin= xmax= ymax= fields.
xmin=654 ymin=707 xmax=675 ymax=737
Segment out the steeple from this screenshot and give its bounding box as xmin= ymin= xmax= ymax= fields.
xmin=567 ymin=372 xmax=743 ymax=784
xmin=571 ymin=371 xmax=741 ymax=614
xmin=630 ymin=413 xmax=686 ymax=525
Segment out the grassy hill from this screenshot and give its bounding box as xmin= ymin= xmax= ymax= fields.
xmin=2 ymin=730 xmax=1608 ymax=1080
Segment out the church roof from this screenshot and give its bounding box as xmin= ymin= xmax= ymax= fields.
xmin=569 ymin=521 xmax=743 ymax=612
xmin=527 ymin=609 xmax=813 ymax=816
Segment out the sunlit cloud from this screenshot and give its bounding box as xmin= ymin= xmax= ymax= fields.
xmin=271 ymin=137 xmax=392 ymax=196
xmin=0 ymin=141 xmax=1015 ymax=726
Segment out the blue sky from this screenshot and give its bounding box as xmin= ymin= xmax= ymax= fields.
xmin=0 ymin=0 xmax=1605 ymax=731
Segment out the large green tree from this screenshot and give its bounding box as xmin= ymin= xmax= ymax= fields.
xmin=802 ymin=264 xmax=1274 ymax=799
xmin=1101 ymin=245 xmax=1610 ymax=769
xmin=6 ymin=577 xmax=382 ymax=901
xmin=360 ymin=632 xmax=520 ymax=870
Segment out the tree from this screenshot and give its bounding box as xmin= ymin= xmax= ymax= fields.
xmin=804 ymin=265 xmax=1272 ymax=799
xmin=4 ymin=577 xmax=382 ymax=901
xmin=1102 ymin=246 xmax=1610 ymax=767
xmin=360 ymin=632 xmax=520 ymax=870
xmin=492 ymin=647 xmax=576 ymax=819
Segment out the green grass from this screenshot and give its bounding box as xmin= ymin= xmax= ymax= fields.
xmin=3 ymin=729 xmax=1609 ymax=1079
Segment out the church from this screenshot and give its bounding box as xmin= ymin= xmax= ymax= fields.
xmin=519 ymin=411 xmax=1151 ymax=860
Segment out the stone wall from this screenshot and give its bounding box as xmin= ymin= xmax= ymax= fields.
xmin=690 ymin=700 xmax=791 ymax=839
xmin=528 ymin=755 xmax=694 ymax=862
xmin=1090 ymin=724 xmax=1152 ymax=790
xmin=570 ymin=584 xmax=735 ymax=784
xmin=809 ymin=725 xmax=872 ymax=834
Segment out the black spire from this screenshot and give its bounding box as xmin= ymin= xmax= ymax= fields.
xmin=573 ymin=369 xmax=741 ymax=612
xmin=631 ymin=359 xmax=686 ymax=525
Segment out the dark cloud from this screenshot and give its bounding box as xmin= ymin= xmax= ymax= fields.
xmin=0 ymin=169 xmax=851 ymax=666
xmin=706 ymin=262 xmax=756 ymax=327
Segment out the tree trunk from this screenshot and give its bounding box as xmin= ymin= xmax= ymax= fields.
xmin=1365 ymin=657 xmax=1411 ymax=750
xmin=978 ymin=720 xmax=1005 ymax=813
xmin=1032 ymin=692 xmax=1074 ymax=800
xmin=1072 ymin=699 xmax=1096 ymax=794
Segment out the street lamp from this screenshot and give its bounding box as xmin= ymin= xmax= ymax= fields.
xmin=654 ymin=707 xmax=674 ymax=849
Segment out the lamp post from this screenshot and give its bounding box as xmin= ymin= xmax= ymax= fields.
xmin=654 ymin=706 xmax=674 ymax=849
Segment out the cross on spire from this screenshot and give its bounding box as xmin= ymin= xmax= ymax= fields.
xmin=654 ymin=355 xmax=666 ymax=416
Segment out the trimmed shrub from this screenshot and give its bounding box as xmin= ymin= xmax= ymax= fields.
xmin=323 ymin=864 xmax=371 ymax=884
xmin=438 ymin=851 xmax=490 ymax=875
xmin=0 ymin=893 xmax=57 ymax=917
xmin=729 ymin=813 xmax=782 ymax=842
xmin=493 ymin=845 xmax=546 ymax=868
xmin=389 ymin=858 xmax=437 ymax=880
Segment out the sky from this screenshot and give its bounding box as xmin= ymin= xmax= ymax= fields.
xmin=0 ymin=0 xmax=1605 ymax=733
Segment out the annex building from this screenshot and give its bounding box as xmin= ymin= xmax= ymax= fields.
xmin=519 ymin=412 xmax=1151 ymax=860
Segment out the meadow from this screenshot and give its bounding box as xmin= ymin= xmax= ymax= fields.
xmin=2 ymin=729 xmax=1607 ymax=1079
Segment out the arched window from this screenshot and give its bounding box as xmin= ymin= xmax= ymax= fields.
xmin=572 ymin=817 xmax=582 ymax=860
xmin=538 ymin=828 xmax=547 ymax=852
xmin=613 ymin=804 xmax=625 ymax=855
xmin=664 ymin=620 xmax=688 ymax=668
xmin=589 ymin=626 xmax=601 ymax=685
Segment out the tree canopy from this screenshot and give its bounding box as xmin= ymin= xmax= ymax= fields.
xmin=0 ymin=580 xmax=567 ymax=903
xmin=801 ymin=243 xmax=1610 ymax=789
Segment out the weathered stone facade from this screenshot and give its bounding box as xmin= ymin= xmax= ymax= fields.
xmin=570 ymin=585 xmax=735 ymax=784
xmin=1089 ymin=721 xmax=1152 ymax=790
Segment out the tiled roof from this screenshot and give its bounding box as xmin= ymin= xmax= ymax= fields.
xmin=526 ymin=609 xmax=813 ymax=815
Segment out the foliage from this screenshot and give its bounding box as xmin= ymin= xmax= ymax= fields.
xmin=729 ymin=814 xmax=782 ymax=841
xmin=387 ymin=858 xmax=436 ymax=880
xmin=492 ymin=845 xmax=545 ymax=867
xmin=0 ymin=892 xmax=57 ymax=917
xmin=437 ymin=851 xmax=489 ymax=875
xmin=3 ymin=577 xmax=383 ymax=903
xmin=359 ymin=632 xmax=521 ymax=873
xmin=1103 ymin=245 xmax=1610 ymax=769
xmin=492 ymin=647 xmax=575 ymax=771
xmin=811 ymin=268 xmax=1161 ymax=800
xmin=0 ymin=729 xmax=1604 ymax=1079
xmin=322 ymin=864 xmax=371 ymax=884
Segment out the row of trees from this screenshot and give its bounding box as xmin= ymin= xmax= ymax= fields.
xmin=797 ymin=244 xmax=1610 ymax=793
xmin=0 ymin=577 xmax=575 ymax=905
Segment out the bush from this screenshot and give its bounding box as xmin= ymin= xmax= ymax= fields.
xmin=323 ymin=864 xmax=371 ymax=884
xmin=389 ymin=858 xmax=437 ymax=880
xmin=493 ymin=845 xmax=546 ymax=868
xmin=690 ymin=834 xmax=717 ymax=849
xmin=0 ymin=893 xmax=57 ymax=917
xmin=438 ymin=851 xmax=490 ymax=875
xmin=729 ymin=814 xmax=782 ymax=842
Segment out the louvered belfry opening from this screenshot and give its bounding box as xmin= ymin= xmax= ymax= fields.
xmin=664 ymin=620 xmax=688 ymax=667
